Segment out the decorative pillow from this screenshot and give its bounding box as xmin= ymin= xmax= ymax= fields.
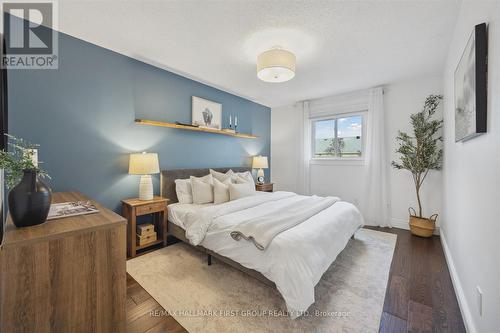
xmin=210 ymin=169 xmax=234 ymax=182
xmin=213 ymin=177 xmax=231 ymax=204
xmin=175 ymin=179 xmax=193 ymax=204
xmin=190 ymin=174 xmax=214 ymax=204
xmin=190 ymin=173 xmax=214 ymax=185
xmin=228 ymin=182 xmax=256 ymax=201
xmin=232 ymin=171 xmax=255 ymax=188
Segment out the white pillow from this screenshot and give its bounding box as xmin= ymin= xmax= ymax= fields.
xmin=175 ymin=179 xmax=193 ymax=204
xmin=210 ymin=169 xmax=234 ymax=182
xmin=228 ymin=182 xmax=256 ymax=201
xmin=213 ymin=178 xmax=231 ymax=204
xmin=190 ymin=174 xmax=214 ymax=204
xmin=233 ymin=171 xmax=255 ymax=188
xmin=190 ymin=173 xmax=214 ymax=185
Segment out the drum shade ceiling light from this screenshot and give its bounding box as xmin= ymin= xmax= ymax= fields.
xmin=257 ymin=48 xmax=296 ymax=83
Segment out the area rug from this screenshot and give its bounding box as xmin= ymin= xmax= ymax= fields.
xmin=127 ymin=228 xmax=396 ymax=333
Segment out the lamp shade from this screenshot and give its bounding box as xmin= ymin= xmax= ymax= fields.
xmin=257 ymin=48 xmax=296 ymax=83
xmin=129 ymin=153 xmax=160 ymax=175
xmin=252 ymin=155 xmax=268 ymax=169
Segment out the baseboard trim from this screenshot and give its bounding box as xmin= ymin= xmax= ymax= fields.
xmin=440 ymin=229 xmax=476 ymax=333
xmin=390 ymin=217 xmax=440 ymax=235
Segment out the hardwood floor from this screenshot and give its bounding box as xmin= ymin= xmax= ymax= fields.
xmin=372 ymin=227 xmax=466 ymax=333
xmin=126 ymin=273 xmax=186 ymax=333
xmin=126 ymin=227 xmax=465 ymax=333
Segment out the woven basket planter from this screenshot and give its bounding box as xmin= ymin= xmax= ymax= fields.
xmin=408 ymin=207 xmax=437 ymax=238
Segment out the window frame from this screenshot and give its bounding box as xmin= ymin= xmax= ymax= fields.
xmin=310 ymin=110 xmax=367 ymax=164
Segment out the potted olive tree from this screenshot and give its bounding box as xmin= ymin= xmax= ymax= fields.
xmin=392 ymin=95 xmax=443 ymax=237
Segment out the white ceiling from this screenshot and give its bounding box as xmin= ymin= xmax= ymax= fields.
xmin=58 ymin=0 xmax=461 ymax=107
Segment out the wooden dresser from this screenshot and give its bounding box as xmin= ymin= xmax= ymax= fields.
xmin=0 ymin=192 xmax=127 ymax=333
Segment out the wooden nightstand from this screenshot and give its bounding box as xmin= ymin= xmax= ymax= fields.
xmin=255 ymin=183 xmax=274 ymax=192
xmin=122 ymin=196 xmax=169 ymax=258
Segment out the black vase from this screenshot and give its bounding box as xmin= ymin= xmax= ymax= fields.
xmin=8 ymin=169 xmax=52 ymax=228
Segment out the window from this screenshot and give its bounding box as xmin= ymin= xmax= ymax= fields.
xmin=312 ymin=114 xmax=364 ymax=159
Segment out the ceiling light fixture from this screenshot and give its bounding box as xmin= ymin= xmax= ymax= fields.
xmin=257 ymin=47 xmax=296 ymax=83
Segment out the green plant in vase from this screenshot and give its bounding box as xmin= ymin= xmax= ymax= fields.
xmin=392 ymin=95 xmax=443 ymax=237
xmin=0 ymin=134 xmax=52 ymax=227
xmin=0 ymin=134 xmax=50 ymax=188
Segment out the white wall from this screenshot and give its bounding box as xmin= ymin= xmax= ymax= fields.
xmin=270 ymin=104 xmax=301 ymax=194
xmin=271 ymin=76 xmax=443 ymax=228
xmin=441 ymin=1 xmax=500 ymax=332
xmin=386 ymin=77 xmax=444 ymax=228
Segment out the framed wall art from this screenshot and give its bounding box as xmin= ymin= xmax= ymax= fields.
xmin=454 ymin=23 xmax=488 ymax=142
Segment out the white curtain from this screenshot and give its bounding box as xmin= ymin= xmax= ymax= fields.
xmin=362 ymin=87 xmax=390 ymax=226
xmin=298 ymin=101 xmax=311 ymax=195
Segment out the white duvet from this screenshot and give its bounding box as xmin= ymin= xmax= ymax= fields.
xmin=230 ymin=195 xmax=339 ymax=250
xmin=177 ymin=191 xmax=364 ymax=317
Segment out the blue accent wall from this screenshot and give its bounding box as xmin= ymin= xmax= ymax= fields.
xmin=7 ymin=28 xmax=270 ymax=212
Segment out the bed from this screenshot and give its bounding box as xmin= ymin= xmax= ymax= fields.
xmin=161 ymin=167 xmax=364 ymax=318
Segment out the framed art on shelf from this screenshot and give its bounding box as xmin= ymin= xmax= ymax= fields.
xmin=192 ymin=96 xmax=222 ymax=130
xmin=454 ymin=22 xmax=488 ymax=142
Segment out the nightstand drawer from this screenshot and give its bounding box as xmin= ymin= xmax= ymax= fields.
xmin=136 ymin=202 xmax=165 ymax=216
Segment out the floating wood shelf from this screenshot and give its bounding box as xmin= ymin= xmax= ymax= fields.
xmin=135 ymin=119 xmax=258 ymax=139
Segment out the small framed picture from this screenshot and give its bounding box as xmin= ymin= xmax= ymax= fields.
xmin=192 ymin=96 xmax=222 ymax=130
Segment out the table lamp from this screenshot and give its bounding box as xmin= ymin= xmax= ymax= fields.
xmin=129 ymin=152 xmax=160 ymax=200
xmin=252 ymin=155 xmax=268 ymax=184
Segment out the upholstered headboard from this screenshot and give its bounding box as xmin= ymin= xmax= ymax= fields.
xmin=160 ymin=167 xmax=252 ymax=203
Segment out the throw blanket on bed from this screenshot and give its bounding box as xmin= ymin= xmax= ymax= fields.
xmin=184 ymin=191 xmax=296 ymax=246
xmin=230 ymin=196 xmax=339 ymax=250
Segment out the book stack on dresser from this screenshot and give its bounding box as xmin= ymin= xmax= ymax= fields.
xmin=136 ymin=223 xmax=157 ymax=246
